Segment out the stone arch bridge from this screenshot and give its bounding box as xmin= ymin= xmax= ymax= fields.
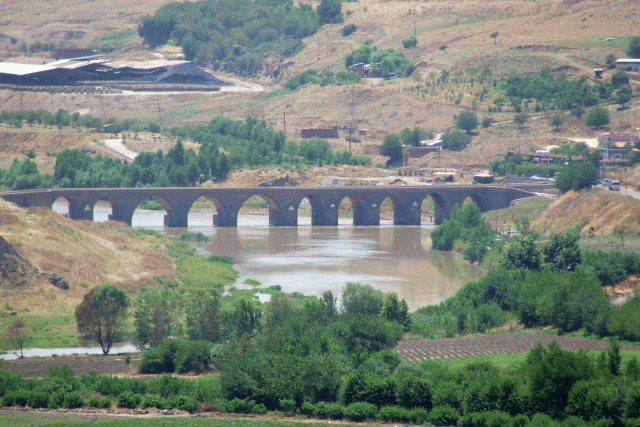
xmin=0 ymin=185 xmax=537 ymax=227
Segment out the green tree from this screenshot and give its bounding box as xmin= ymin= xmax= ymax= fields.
xmin=611 ymin=70 xmax=630 ymax=88
xmin=501 ymin=235 xmax=541 ymax=271
xmin=542 ymin=228 xmax=581 ymax=272
xmin=490 ymin=32 xmax=498 ymax=44
xmin=441 ymin=128 xmax=472 ymax=151
xmin=513 ymin=112 xmax=529 ymax=129
xmin=584 ymin=106 xmax=610 ymax=129
xmin=134 ymin=287 xmax=182 ymax=349
xmin=615 ymin=85 xmax=632 ymax=107
xmin=186 ymin=291 xmax=222 ymax=343
xmin=75 ymin=284 xmax=129 ymax=355
xmin=550 ymin=115 xmax=562 ymax=131
xmin=529 ymin=342 xmax=595 ymax=418
xmin=380 ymin=293 xmax=411 ymax=331
xmin=555 ymin=162 xmax=599 ymax=193
xmin=317 ymin=0 xmax=342 ymax=25
xmin=455 ymin=110 xmax=478 ymax=134
xmin=342 ymin=282 xmax=385 ymax=316
xmin=629 ymin=37 xmax=640 ymax=58
xmin=381 ymin=134 xmax=403 ymax=166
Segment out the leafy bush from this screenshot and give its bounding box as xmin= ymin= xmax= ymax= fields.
xmin=314 ymin=401 xmax=345 ymax=419
xmin=459 ymin=410 xmax=513 ymax=427
xmin=139 ymin=338 xmax=213 ymax=374
xmin=63 ymin=392 xmax=84 ymax=409
xmin=378 ymin=405 xmax=413 ymax=423
xmin=344 ymin=401 xmax=378 ymax=422
xmin=117 ymin=391 xmax=142 ymax=409
xmin=141 ymin=393 xmax=164 ymax=409
xmin=402 ymin=36 xmax=417 ymax=48
xmin=428 ymin=405 xmax=460 ymax=426
xmin=2 ymin=389 xmax=31 ymax=407
xmin=301 ymin=400 xmax=316 ymax=416
xmin=342 ymin=24 xmax=357 ymax=37
xmin=280 ymin=398 xmax=297 ymax=414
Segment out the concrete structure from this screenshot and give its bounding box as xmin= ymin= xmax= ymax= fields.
xmin=0 ymin=186 xmax=537 ymax=227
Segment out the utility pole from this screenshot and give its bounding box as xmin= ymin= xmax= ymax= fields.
xmin=283 ymin=111 xmax=286 ymax=135
xmin=348 ymin=85 xmax=356 ymax=153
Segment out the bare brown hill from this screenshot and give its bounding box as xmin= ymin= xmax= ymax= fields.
xmin=0 ymin=199 xmax=175 ymax=318
xmin=532 ymin=188 xmax=640 ymax=239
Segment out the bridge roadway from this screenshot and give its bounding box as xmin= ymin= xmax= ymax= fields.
xmin=0 ymin=185 xmax=537 ymax=227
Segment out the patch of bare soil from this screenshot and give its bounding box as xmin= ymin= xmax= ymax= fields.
xmin=532 ymin=188 xmax=640 ymax=238
xmin=394 ymin=333 xmax=636 ymax=362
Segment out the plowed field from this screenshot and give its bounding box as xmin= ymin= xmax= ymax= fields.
xmin=394 ymin=334 xmax=634 ymax=362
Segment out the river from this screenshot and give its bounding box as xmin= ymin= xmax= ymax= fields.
xmin=51 ymin=200 xmax=484 ymax=311
xmin=0 ymin=202 xmax=483 ymax=360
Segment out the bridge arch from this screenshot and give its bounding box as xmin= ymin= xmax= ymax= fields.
xmin=338 ymin=193 xmax=369 ymax=226
xmin=92 ymin=197 xmax=114 ymax=222
xmin=238 ymin=193 xmax=283 ymax=226
xmin=187 ymin=194 xmax=225 ymax=227
xmin=52 ymin=195 xmax=72 ymax=218
xmin=130 ymin=195 xmax=175 ymax=227
xmin=423 ymin=193 xmax=447 ymax=225
xmin=463 ymin=193 xmax=489 ymax=213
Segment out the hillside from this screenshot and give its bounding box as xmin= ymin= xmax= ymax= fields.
xmin=0 ymin=199 xmax=176 ymax=319
xmin=0 ymin=1 xmax=639 ymax=211
xmin=532 ymin=187 xmax=640 ymax=242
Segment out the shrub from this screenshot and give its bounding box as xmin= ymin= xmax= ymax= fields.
xmin=301 ymin=400 xmax=316 ymax=416
xmin=280 ymin=398 xmax=297 ymax=414
xmin=63 ymin=392 xmax=84 ymax=409
xmin=314 ymin=401 xmax=345 ymax=419
xmin=342 ymin=24 xmax=357 ymax=37
xmin=174 ymin=395 xmax=198 ymax=413
xmin=88 ymin=395 xmax=103 ymax=408
xmin=2 ymin=389 xmax=31 ymax=407
xmin=344 ymin=401 xmax=378 ymax=422
xmin=402 ymin=36 xmax=417 ymax=48
xmin=117 ymin=391 xmax=142 ymax=409
xmin=459 ymin=410 xmax=513 ymax=427
xmin=428 ymin=405 xmax=460 ymax=426
xmin=47 ymin=390 xmax=67 ymax=409
xmin=139 ymin=338 xmax=213 ymax=374
xmin=141 ymin=393 xmax=163 ymax=409
xmin=378 ymin=405 xmax=413 ymax=423
xmin=29 ymin=391 xmax=50 ymax=408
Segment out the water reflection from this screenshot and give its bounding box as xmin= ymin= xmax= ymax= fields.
xmin=162 ymin=215 xmax=484 ymax=311
xmin=49 ymin=202 xmax=484 ymax=311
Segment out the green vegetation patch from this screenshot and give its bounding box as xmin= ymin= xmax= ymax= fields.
xmin=90 ymin=31 xmax=135 ymax=53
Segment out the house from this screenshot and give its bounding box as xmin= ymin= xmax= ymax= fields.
xmin=598 ymin=147 xmax=632 ymax=167
xmin=347 ymin=62 xmax=381 ymax=78
xmin=597 ymin=133 xmax=640 ymax=146
xmin=615 ymin=59 xmax=640 ymax=72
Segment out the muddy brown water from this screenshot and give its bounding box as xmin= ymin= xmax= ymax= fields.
xmin=50 ymin=201 xmax=484 ymax=310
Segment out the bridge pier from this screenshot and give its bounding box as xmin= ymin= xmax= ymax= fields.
xmin=269 ymin=204 xmax=298 ymax=226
